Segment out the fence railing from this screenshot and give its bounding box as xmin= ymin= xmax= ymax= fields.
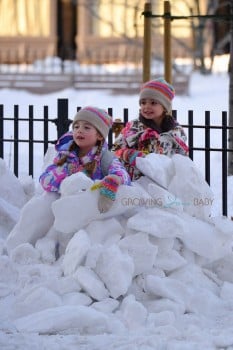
xmin=0 ymin=99 xmax=232 ymax=217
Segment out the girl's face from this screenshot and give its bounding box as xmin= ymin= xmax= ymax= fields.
xmin=73 ymin=120 xmax=103 ymax=154
xmin=140 ymin=98 xmax=166 ymax=125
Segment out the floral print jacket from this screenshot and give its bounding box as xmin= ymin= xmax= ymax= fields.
xmin=112 ymin=119 xmax=189 ymax=180
xmin=40 ymin=132 xmax=131 ymax=192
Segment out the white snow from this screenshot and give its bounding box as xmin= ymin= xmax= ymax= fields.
xmin=1 ymin=56 xmax=233 ymax=349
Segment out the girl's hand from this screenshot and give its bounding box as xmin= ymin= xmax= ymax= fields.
xmin=91 ymin=174 xmax=121 ymax=213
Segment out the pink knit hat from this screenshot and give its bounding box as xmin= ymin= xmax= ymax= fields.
xmin=72 ymin=106 xmax=112 ymax=139
xmin=139 ymin=78 xmax=175 ymax=114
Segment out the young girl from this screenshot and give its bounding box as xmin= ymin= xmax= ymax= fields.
xmin=112 ymin=78 xmax=189 ymax=180
xmin=40 ymin=106 xmax=131 ymax=213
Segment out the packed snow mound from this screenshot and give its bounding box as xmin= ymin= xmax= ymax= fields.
xmin=1 ymin=155 xmax=233 ymax=344
xmin=0 ymin=159 xmax=35 ymax=239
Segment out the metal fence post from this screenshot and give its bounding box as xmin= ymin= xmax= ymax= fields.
xmin=107 ymin=107 xmax=113 ymax=149
xmin=205 ymin=111 xmax=210 ymax=185
xmin=29 ymin=105 xmax=34 ymax=177
xmin=43 ymin=105 xmax=49 ymax=155
xmin=13 ymin=105 xmax=19 ymax=177
xmin=0 ymin=105 xmax=3 ymax=158
xmin=55 ymin=99 xmax=72 ymax=139
xmin=222 ymin=111 xmax=228 ymax=216
xmin=188 ymin=111 xmax=194 ymax=160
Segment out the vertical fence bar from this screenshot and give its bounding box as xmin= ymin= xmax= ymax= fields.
xmin=14 ymin=105 xmax=19 ymax=177
xmin=205 ymin=111 xmax=210 ymax=185
xmin=172 ymin=109 xmax=177 ymax=120
xmin=107 ymin=107 xmax=113 ymax=149
xmin=188 ymin=111 xmax=193 ymax=160
xmin=44 ymin=105 xmax=49 ymax=155
xmin=0 ymin=105 xmax=3 ymax=158
xmin=29 ymin=105 xmax=34 ymax=177
xmin=57 ymin=99 xmax=69 ymax=138
xmin=222 ymin=111 xmax=228 ymax=216
xmin=123 ymin=108 xmax=129 ymax=125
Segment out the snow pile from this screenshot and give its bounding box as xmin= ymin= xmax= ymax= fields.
xmin=0 ymin=159 xmax=34 ymax=238
xmin=1 ymin=154 xmax=233 ymax=346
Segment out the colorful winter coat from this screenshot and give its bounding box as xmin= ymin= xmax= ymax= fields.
xmin=112 ymin=118 xmax=189 ymax=180
xmin=40 ymin=132 xmax=131 ymax=192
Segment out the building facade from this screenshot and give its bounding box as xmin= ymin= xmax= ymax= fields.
xmin=0 ymin=0 xmax=227 ymax=66
xmin=0 ymin=0 xmax=57 ymax=63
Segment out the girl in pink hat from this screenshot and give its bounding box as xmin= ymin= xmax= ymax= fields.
xmin=113 ymin=78 xmax=189 ymax=180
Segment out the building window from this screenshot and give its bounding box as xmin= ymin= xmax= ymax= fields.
xmin=0 ymin=0 xmax=50 ymax=36
xmin=88 ymin=0 xmax=144 ymax=38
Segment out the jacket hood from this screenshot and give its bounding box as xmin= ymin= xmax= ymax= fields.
xmin=55 ymin=132 xmax=74 ymax=152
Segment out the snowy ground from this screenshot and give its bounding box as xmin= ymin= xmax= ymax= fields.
xmin=1 ymin=151 xmax=233 ymax=350
xmin=1 ymin=56 xmax=233 ymax=349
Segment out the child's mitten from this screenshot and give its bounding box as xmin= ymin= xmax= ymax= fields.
xmin=91 ymin=174 xmax=121 ymax=213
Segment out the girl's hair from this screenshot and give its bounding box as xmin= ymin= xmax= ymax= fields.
xmin=55 ymin=139 xmax=104 ymax=177
xmin=139 ymin=112 xmax=176 ymax=133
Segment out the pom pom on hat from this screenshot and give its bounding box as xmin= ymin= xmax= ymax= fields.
xmin=139 ymin=77 xmax=175 ymax=114
xmin=72 ymin=106 xmax=112 ymax=139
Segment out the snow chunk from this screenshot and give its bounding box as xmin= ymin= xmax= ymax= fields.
xmin=127 ymin=207 xmax=186 ymax=238
xmin=10 ymin=243 xmax=40 ymax=265
xmin=62 ymin=229 xmax=91 ymax=275
xmin=143 ymin=299 xmax=185 ymax=318
xmin=91 ymin=298 xmax=119 ymax=313
xmin=148 ymin=182 xmax=184 ymax=212
xmin=62 ymin=292 xmax=92 ymax=306
xmin=118 ymin=232 xmax=157 ymax=276
xmin=188 ymin=287 xmax=225 ymax=316
xmin=136 ymin=153 xmax=174 ymax=189
xmin=60 ymin=172 xmax=94 ymax=196
xmin=19 ymin=175 xmax=35 ymax=201
xmin=52 ymin=181 xmax=150 ymax=234
xmin=220 ymin=281 xmax=233 ymax=301
xmin=13 ymin=286 xmax=62 ymax=318
xmin=35 ymin=237 xmax=57 ymax=264
xmin=155 ymin=250 xmax=187 ymax=272
xmin=86 ymin=217 xmax=124 ymax=246
xmin=145 ymin=275 xmax=191 ymax=306
xmin=85 ymin=244 xmax=103 ymax=269
xmin=170 ymin=264 xmax=220 ymax=295
xmin=95 ymin=245 xmax=134 ymax=298
xmin=210 ymin=215 xmax=233 ymax=236
xmin=0 ymin=158 xmax=27 ymax=208
xmin=14 ymin=305 xmax=110 ymax=335
xmin=0 ymin=252 xmax=16 ymax=279
xmin=0 ymin=197 xmax=20 ymax=238
xmin=168 ymin=154 xmax=214 ymax=220
xmin=178 ymin=213 xmax=233 ymax=261
xmin=6 ymin=192 xmax=58 ymax=252
xmin=120 ymin=294 xmax=148 ymax=329
xmin=75 ymin=266 xmax=109 ymax=301
xmin=147 ymin=310 xmax=175 ymax=328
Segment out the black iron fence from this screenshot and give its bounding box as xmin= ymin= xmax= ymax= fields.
xmin=0 ymin=99 xmax=232 ymax=217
